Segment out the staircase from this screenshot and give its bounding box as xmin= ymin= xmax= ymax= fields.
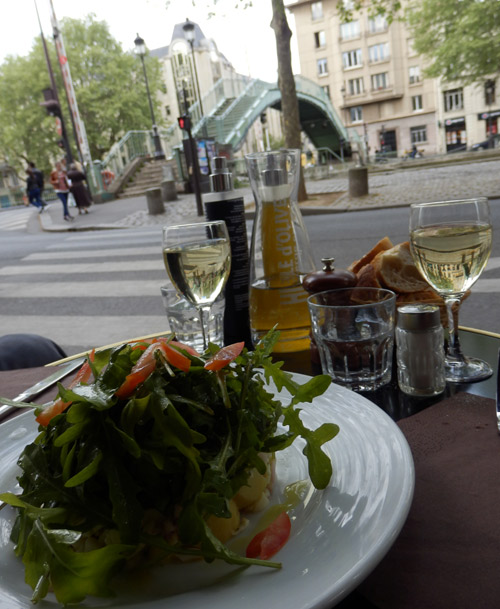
xmin=117 ymin=159 xmax=177 ymax=199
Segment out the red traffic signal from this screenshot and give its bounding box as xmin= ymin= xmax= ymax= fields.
xmin=177 ymin=115 xmax=191 ymax=131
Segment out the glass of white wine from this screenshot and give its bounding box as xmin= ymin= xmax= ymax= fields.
xmin=409 ymin=198 xmax=493 ymax=383
xmin=162 ymin=221 xmax=231 ymax=350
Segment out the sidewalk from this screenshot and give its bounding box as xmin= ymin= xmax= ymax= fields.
xmin=38 ymin=155 xmax=500 ymax=232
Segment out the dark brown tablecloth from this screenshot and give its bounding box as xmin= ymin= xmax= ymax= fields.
xmin=360 ymin=391 xmax=500 ymax=609
xmin=0 ymin=366 xmax=78 ymax=421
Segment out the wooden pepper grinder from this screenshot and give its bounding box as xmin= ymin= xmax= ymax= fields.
xmin=302 ymin=258 xmax=357 ymax=365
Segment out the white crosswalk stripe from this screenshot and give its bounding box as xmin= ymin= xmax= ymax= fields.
xmin=0 ymin=207 xmax=35 ymax=231
xmin=0 ymin=229 xmax=171 ymax=356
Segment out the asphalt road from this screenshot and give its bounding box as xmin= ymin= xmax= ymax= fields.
xmin=0 ymin=202 xmax=499 ymax=356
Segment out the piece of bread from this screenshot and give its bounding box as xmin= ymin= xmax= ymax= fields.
xmin=355 ymin=263 xmax=383 ymax=289
xmin=348 ymin=236 xmax=393 ymax=274
xmin=372 ymin=241 xmax=430 ymax=294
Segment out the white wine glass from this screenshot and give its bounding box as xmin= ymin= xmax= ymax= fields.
xmin=162 ymin=221 xmax=231 ymax=350
xmin=409 ymin=198 xmax=493 ymax=383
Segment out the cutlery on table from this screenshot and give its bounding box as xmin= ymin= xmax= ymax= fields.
xmin=0 ymin=357 xmax=85 ymax=424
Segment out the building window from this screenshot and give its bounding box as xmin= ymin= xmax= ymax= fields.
xmin=410 ymin=125 xmax=427 ymax=144
xmin=348 ymin=77 xmax=364 ymax=95
xmin=368 ymin=14 xmax=388 ymax=33
xmin=350 ymin=106 xmax=363 ymax=122
xmin=340 ymin=20 xmax=360 ymax=40
xmin=368 ymin=42 xmax=389 ymax=63
xmin=371 ymin=72 xmax=388 ymax=90
xmin=322 ymin=85 xmax=331 ymax=99
xmin=412 ymin=95 xmax=423 ymax=111
xmin=409 ymin=66 xmax=420 ymax=84
xmin=317 ymin=58 xmax=328 ymax=76
xmin=311 ymin=1 xmax=323 ymax=20
xmin=444 ymin=88 xmax=464 ymax=112
xmin=342 ymin=49 xmax=362 ymax=69
xmin=485 ymin=80 xmax=496 ymax=105
xmin=314 ymin=31 xmax=326 ymax=48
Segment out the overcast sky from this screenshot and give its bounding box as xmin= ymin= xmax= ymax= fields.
xmin=0 ymin=0 xmax=300 ymax=83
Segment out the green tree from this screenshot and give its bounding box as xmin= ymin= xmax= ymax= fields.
xmin=0 ymin=14 xmax=164 ymax=176
xmin=406 ymin=0 xmax=500 ymax=85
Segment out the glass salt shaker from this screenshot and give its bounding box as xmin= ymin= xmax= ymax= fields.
xmin=396 ymin=304 xmax=446 ymax=396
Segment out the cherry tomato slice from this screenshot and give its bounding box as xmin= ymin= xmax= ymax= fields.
xmin=246 ymin=512 xmax=291 ymax=560
xmin=36 ymin=350 xmax=95 ymax=426
xmin=116 ymin=341 xmax=191 ymax=399
xmin=204 ymin=342 xmax=245 ymax=371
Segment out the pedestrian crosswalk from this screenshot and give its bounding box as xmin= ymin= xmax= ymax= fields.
xmin=0 ymin=227 xmax=172 ymax=357
xmin=0 ymin=206 xmax=36 ymax=231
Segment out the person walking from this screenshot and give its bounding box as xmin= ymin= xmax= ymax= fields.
xmin=25 ymin=168 xmax=44 ymax=213
xmin=49 ymin=161 xmax=73 ymax=222
xmin=66 ymin=163 xmax=92 ymax=214
xmin=28 ymin=161 xmax=47 ymax=208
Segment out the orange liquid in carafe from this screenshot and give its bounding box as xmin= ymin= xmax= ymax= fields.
xmin=250 ymin=197 xmax=310 ymax=352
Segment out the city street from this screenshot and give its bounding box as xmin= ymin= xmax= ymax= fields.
xmin=0 ymin=201 xmax=499 ymax=358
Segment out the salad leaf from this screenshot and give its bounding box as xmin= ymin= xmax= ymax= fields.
xmin=0 ymin=331 xmax=337 ymax=605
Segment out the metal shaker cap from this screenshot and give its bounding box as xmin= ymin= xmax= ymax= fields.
xmin=262 ymin=153 xmax=287 ymax=186
xmin=397 ymin=304 xmax=441 ymax=331
xmin=209 ymin=156 xmax=233 ymax=192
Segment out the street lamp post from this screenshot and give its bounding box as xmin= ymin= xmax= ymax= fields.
xmin=134 ymin=34 xmax=165 ymax=160
xmin=182 ymin=19 xmax=206 ymax=138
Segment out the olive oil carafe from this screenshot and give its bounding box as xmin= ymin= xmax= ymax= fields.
xmin=245 ymin=149 xmax=315 ymax=352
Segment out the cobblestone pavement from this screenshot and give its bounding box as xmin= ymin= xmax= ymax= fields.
xmin=37 ymin=155 xmax=500 ymax=232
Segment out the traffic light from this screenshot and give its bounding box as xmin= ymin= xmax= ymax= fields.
xmin=40 ymin=98 xmax=61 ymax=118
xmin=260 ymin=111 xmax=267 ymax=125
xmin=177 ymin=115 xmax=191 ymax=132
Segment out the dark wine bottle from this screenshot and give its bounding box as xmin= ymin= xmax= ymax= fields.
xmin=203 ymin=157 xmax=253 ymax=348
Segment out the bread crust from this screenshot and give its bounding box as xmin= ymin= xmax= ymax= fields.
xmin=348 ymin=236 xmax=393 ymax=274
xmin=372 ymin=241 xmax=430 ymax=294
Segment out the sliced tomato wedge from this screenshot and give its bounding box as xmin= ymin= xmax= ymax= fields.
xmin=204 ymin=342 xmax=245 ymax=371
xmin=36 ymin=350 xmax=95 ymax=427
xmin=115 ymin=341 xmax=191 ymax=399
xmin=246 ymin=512 xmax=291 ymax=560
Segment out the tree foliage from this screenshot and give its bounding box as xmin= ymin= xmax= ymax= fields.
xmin=340 ymin=0 xmax=499 ymax=86
xmin=406 ymin=0 xmax=500 ymax=85
xmin=0 ymin=15 xmax=164 ymax=176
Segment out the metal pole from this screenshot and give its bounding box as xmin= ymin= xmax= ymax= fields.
xmin=139 ymin=52 xmax=164 ymax=159
xmin=34 ymin=0 xmax=73 ymax=165
xmin=183 ymin=88 xmax=203 ymax=216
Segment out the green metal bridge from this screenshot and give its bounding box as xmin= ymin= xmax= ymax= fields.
xmin=90 ymin=75 xmax=353 ymax=198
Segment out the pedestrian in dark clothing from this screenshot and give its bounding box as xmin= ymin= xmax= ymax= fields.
xmin=28 ymin=161 xmax=47 ymax=207
xmin=67 ymin=163 xmax=91 ymax=214
xmin=26 ymin=168 xmax=44 ymax=213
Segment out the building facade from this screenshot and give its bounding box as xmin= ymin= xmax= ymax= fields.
xmin=287 ymin=0 xmax=499 ymax=157
xmin=150 ymin=20 xmax=284 ymax=161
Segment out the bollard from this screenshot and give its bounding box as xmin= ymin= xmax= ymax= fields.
xmin=161 ymin=179 xmax=178 ymax=202
xmin=348 ymin=166 xmax=369 ymax=197
xmin=146 ymin=187 xmax=165 ymax=215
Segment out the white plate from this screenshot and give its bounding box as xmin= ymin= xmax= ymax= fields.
xmin=0 ymin=373 xmax=414 ymax=609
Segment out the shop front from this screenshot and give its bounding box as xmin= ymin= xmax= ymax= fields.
xmin=478 ymin=109 xmax=500 ymax=137
xmin=445 ymin=117 xmax=466 ymax=152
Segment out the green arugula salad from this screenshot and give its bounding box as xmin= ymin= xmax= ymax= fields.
xmin=0 ymin=330 xmax=338 ymax=605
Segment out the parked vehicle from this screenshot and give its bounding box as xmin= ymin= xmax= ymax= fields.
xmin=471 ymin=134 xmax=500 ymax=151
xmin=402 ymin=147 xmax=424 ymax=160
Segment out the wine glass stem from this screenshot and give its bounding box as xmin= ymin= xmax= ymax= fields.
xmin=198 ymin=306 xmax=211 ymax=350
xmin=444 ymin=295 xmax=465 ymax=364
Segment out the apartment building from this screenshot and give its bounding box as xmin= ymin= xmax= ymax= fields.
xmin=288 ymin=0 xmax=440 ymax=157
xmin=288 ymin=0 xmax=500 ymax=156
xmin=150 ymin=20 xmax=284 ymax=161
